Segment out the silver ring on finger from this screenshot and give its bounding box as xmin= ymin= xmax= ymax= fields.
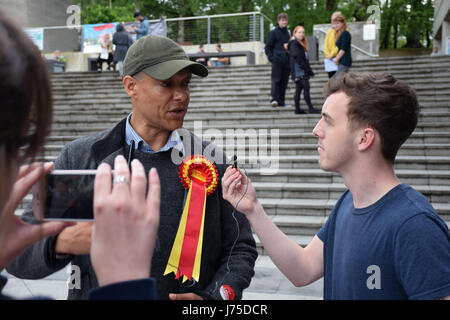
xmin=113 ymin=175 xmax=130 ymax=186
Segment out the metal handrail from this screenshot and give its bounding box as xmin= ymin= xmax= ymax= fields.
xmin=315 ymin=28 xmax=379 ymax=58
xmin=32 ymin=11 xmax=274 ymax=44
xmin=148 ymin=11 xmax=272 ymax=24
xmin=151 ymin=11 xmax=273 ymax=43
xmin=34 ymin=11 xmax=273 ymax=28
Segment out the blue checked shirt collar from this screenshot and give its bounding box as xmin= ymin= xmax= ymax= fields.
xmin=125 ymin=113 xmax=185 ymax=155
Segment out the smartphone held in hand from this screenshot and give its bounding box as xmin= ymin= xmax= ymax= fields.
xmin=32 ymin=170 xmax=98 ymax=221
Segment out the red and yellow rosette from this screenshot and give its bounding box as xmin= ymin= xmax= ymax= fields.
xmin=164 ymin=155 xmax=219 ymax=282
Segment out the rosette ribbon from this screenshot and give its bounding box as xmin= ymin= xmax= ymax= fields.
xmin=164 ymin=155 xmax=218 ymax=282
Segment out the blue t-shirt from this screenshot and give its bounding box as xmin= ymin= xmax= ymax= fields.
xmin=317 ymin=184 xmax=450 ymax=300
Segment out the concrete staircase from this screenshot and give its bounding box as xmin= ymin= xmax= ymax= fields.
xmin=15 ymin=54 xmax=450 ymax=299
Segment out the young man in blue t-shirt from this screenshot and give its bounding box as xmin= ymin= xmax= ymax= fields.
xmin=222 ymin=72 xmax=450 ymax=300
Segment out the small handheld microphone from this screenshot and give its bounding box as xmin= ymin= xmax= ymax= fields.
xmin=127 ymin=140 xmax=135 ymax=169
xmin=232 ymin=155 xmax=238 ymax=169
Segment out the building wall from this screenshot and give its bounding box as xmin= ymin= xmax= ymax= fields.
xmin=45 ymin=41 xmax=270 ymax=72
xmin=433 ymin=0 xmax=450 ymax=55
xmin=0 ymin=0 xmax=71 ymax=27
xmin=0 ymin=0 xmax=80 ymax=52
xmin=183 ymin=42 xmax=268 ymax=66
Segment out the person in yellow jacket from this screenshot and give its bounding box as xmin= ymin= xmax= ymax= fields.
xmin=324 ymin=11 xmax=345 ymax=78
xmin=324 ymin=27 xmax=338 ymax=78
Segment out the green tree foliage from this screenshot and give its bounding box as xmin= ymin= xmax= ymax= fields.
xmin=75 ymin=0 xmax=434 ymax=49
xmin=380 ymin=0 xmax=434 ymax=49
xmin=77 ymin=0 xmax=135 ymax=24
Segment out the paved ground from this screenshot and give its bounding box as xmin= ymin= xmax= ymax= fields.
xmin=1 ymin=267 xmax=69 ymax=299
xmin=244 ymin=255 xmax=323 ymax=300
xmin=1 ymin=255 xmax=323 ymax=300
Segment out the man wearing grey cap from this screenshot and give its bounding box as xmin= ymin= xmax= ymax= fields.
xmin=7 ymin=36 xmax=257 ymax=300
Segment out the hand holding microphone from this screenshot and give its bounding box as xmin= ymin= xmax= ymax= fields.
xmin=221 ymin=159 xmax=259 ymax=218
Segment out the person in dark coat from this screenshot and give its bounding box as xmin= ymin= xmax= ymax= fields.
xmin=113 ymin=23 xmax=134 ymax=78
xmin=265 ymin=12 xmax=291 ymax=108
xmin=288 ymin=25 xmax=320 ymax=114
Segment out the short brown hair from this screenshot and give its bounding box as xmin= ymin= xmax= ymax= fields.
xmin=0 ymin=9 xmax=52 ymax=162
xmin=324 ymin=72 xmax=419 ymax=163
xmin=277 ymin=13 xmax=288 ymax=21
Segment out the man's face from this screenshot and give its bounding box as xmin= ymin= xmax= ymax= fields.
xmin=312 ymin=91 xmax=358 ymax=173
xmin=129 ymin=68 xmax=192 ymax=134
xmin=278 ymin=18 xmax=288 ymax=29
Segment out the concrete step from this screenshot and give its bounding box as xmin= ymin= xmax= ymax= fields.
xmin=49 ymin=100 xmax=450 ymax=117
xmin=49 ymin=105 xmax=450 ymax=116
xmin=259 ymin=196 xmax=450 ymax=214
xmin=46 ymin=126 xmax=450 ymax=139
xmin=44 ymin=130 xmax=450 ymax=147
xmin=245 ymin=168 xmax=450 ymax=186
xmin=49 ymin=106 xmax=450 ymax=120
xmin=165 ymin=64 xmax=450 ymax=77
xmin=50 ymin=73 xmax=450 ymax=88
xmin=47 ymin=119 xmax=450 ymax=140
xmin=243 ymin=154 xmax=450 ymax=170
xmin=47 ymin=109 xmax=450 ymax=129
xmin=40 ymin=142 xmax=450 ymax=158
xmin=252 ymin=182 xmax=450 ymax=204
xmin=50 ymin=59 xmax=450 ymax=82
xmin=51 ymin=96 xmax=450 ymax=110
xmin=50 ymin=86 xmax=450 ymax=104
xmin=49 ymin=101 xmax=450 ymax=116
xmin=47 ymin=107 xmax=450 ymax=125
xmin=50 ymin=81 xmax=450 ymax=99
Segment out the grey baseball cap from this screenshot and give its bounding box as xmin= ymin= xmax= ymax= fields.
xmin=122 ymin=35 xmax=208 ymax=79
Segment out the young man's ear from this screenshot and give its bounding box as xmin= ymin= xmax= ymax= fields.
xmin=357 ymin=127 xmax=376 ymax=152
